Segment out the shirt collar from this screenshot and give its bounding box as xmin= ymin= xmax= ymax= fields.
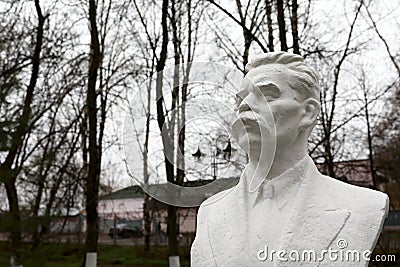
xmin=253 ymin=156 xmax=309 ymax=209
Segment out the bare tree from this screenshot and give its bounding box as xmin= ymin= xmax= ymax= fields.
xmin=84 ymin=0 xmax=102 ymax=261
xmin=207 ymin=0 xmax=306 ymax=72
xmin=82 ymin=0 xmax=134 ymax=262
xmin=208 ymin=0 xmax=268 ymax=72
xmin=362 ymin=1 xmax=400 ymax=77
xmin=0 ymin=0 xmax=46 ymax=262
xmin=312 ymin=0 xmax=364 ymax=178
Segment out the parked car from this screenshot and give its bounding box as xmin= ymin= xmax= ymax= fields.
xmin=108 ymin=223 xmax=142 ymax=238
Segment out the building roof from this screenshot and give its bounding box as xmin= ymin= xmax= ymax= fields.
xmin=100 ymin=185 xmax=144 ymax=200
xmin=100 ymin=177 xmax=240 ymax=202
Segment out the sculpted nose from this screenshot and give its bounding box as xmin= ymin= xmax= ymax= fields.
xmin=238 ymin=102 xmax=251 ymax=113
xmin=238 ymin=93 xmax=257 ymax=113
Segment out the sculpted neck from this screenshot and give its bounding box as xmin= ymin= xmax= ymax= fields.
xmin=246 ymin=137 xmax=308 ymax=181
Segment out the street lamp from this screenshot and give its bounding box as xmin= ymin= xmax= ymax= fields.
xmin=192 ymin=138 xmax=232 ymax=180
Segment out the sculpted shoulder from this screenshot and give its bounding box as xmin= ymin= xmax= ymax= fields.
xmin=320 ymin=174 xmax=389 ymax=252
xmin=203 ymin=185 xmax=237 ymax=206
xmin=321 ymin=174 xmax=389 ymax=214
xmin=198 ymin=183 xmax=241 ymax=218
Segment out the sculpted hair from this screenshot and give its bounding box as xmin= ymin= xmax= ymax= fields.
xmin=245 ymin=52 xmax=320 ymax=101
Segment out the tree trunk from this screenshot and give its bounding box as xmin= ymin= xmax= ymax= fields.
xmin=85 ymin=0 xmax=101 ymax=260
xmin=266 ymin=0 xmax=274 ymax=52
xmin=362 ymin=79 xmax=377 ymax=189
xmin=155 ymin=0 xmax=179 ymax=257
xmin=143 ymin=194 xmax=151 ymax=251
xmin=3 ymin=179 xmax=21 ymax=255
xmin=289 ymin=0 xmax=300 ymax=54
xmin=276 ymin=0 xmax=288 ymax=51
xmin=143 ymin=75 xmax=152 ymax=253
xmin=324 ymin=139 xmax=336 ymax=179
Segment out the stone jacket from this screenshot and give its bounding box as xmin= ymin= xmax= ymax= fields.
xmin=191 ymin=156 xmax=389 ymax=267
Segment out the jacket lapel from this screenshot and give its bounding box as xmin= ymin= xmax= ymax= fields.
xmin=275 ymin=157 xmax=351 ymax=267
xmin=208 ymin=179 xmax=252 ymax=266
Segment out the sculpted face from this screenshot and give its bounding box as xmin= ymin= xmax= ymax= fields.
xmin=232 ymin=64 xmax=309 ymax=156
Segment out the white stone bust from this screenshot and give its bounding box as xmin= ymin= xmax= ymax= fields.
xmin=191 ymin=52 xmax=389 ymax=266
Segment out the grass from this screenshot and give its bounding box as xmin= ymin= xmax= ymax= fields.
xmin=0 ymin=242 xmax=191 ymax=267
xmin=2 ymin=233 xmax=398 ymax=266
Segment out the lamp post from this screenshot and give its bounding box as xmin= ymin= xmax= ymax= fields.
xmin=192 ymin=137 xmax=232 ymax=180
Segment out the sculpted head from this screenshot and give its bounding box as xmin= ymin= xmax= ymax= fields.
xmin=245 ymin=52 xmax=320 ymax=103
xmin=233 ymin=52 xmax=321 ymax=157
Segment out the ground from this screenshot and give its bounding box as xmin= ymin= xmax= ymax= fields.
xmin=0 ymin=231 xmax=398 ymax=266
xmin=0 ymin=242 xmax=191 ymax=267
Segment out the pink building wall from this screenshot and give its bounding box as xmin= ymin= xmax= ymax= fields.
xmin=98 ymin=198 xmax=198 ymax=233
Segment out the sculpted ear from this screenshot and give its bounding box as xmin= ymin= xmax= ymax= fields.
xmin=300 ymin=98 xmax=320 ymax=129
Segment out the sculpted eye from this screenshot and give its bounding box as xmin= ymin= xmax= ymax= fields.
xmin=263 ymin=93 xmax=279 ymax=102
xmin=256 ymin=84 xmax=281 ymax=101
